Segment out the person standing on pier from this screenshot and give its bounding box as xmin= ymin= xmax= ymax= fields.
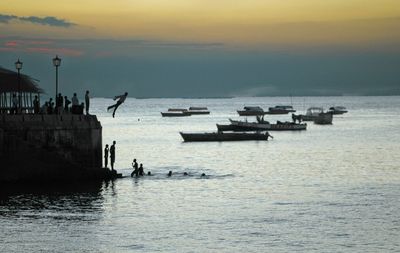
xmin=85 ymin=90 xmax=90 ymax=115
xmin=104 ymin=144 xmax=109 ymax=168
xmin=107 ymin=92 xmax=128 ymax=118
xmin=33 ymin=95 xmax=40 ymax=114
xmin=110 ymin=141 xmax=116 ymax=171
xmin=72 ymin=93 xmax=79 ymax=114
xmin=64 ymin=96 xmax=71 ymax=113
xmin=56 ymin=93 xmax=63 ymax=114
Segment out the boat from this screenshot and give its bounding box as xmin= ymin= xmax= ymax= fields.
xmin=187 ymin=107 xmax=210 ymax=115
xmin=237 ymin=106 xmax=265 ymax=116
xmin=168 ymin=108 xmax=188 ymax=112
xmin=314 ymin=112 xmax=333 ymax=125
xmin=328 ymin=106 xmax=348 ymax=115
xmin=265 ymin=105 xmax=296 ymax=114
xmin=216 ymin=118 xmax=307 ymax=131
xmin=161 ymin=111 xmax=191 ymax=117
xmin=180 ymin=131 xmax=272 ymax=142
xmin=301 ymin=107 xmax=324 ymax=121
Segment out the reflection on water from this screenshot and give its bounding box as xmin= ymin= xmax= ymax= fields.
xmin=1 ymin=96 xmax=400 ymax=252
xmin=0 ymin=181 xmax=108 ymax=218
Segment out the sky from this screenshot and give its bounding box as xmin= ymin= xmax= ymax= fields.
xmin=1 ymin=0 xmax=400 ymax=97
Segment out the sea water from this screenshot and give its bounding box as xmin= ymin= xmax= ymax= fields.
xmin=1 ymin=96 xmax=399 ymax=252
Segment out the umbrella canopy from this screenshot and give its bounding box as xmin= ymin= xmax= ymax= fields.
xmin=0 ymin=67 xmax=44 ymax=94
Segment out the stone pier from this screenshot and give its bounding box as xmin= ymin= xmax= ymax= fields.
xmin=0 ymin=114 xmax=112 ymax=182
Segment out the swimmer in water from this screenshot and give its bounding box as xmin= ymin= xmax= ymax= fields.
xmin=167 ymin=171 xmax=172 ymax=177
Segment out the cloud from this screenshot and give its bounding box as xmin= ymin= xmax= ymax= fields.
xmin=0 ymin=14 xmax=76 ymax=27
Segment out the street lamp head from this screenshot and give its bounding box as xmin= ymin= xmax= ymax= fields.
xmin=53 ymin=55 xmax=61 ymax=67
xmin=15 ymin=59 xmax=23 ymax=70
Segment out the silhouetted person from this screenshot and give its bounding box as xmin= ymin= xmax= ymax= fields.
xmin=138 ymin=163 xmax=144 ymax=176
xmin=183 ymin=172 xmax=188 ymax=176
xmin=110 ymin=141 xmax=116 ymax=171
xmin=131 ymin=159 xmax=138 ymax=177
xmin=147 ymin=171 xmax=152 ymax=176
xmin=11 ymin=93 xmax=18 ymax=114
xmin=64 ymin=96 xmax=71 ymax=112
xmin=85 ymin=90 xmax=90 ymax=115
xmin=167 ymin=171 xmax=172 ymax=177
xmin=72 ymin=93 xmax=79 ymax=114
xmin=33 ymin=95 xmax=40 ymax=114
xmin=201 ymin=173 xmax=206 ymax=177
xmin=104 ymin=144 xmax=109 ymax=168
xmin=107 ymin=92 xmax=128 ymax=118
xmin=48 ymin=101 xmax=54 ymax=114
xmin=56 ymin=93 xmax=63 ymax=114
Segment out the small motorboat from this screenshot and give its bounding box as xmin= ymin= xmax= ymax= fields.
xmin=187 ymin=107 xmax=210 ymax=115
xmin=180 ymin=131 xmax=273 ymax=142
xmin=328 ymin=106 xmax=348 ymax=115
xmin=265 ymin=105 xmax=296 ymax=114
xmin=161 ymin=111 xmax=191 ymax=117
xmin=301 ymin=107 xmax=324 ymax=121
xmin=237 ymin=106 xmax=265 ymax=116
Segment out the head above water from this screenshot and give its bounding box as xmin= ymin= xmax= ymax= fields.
xmin=125 ymin=92 xmax=128 ymax=96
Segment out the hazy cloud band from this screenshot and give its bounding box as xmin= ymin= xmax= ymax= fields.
xmin=0 ymin=14 xmax=76 ymax=27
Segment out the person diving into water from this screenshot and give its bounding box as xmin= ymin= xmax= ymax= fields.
xmin=107 ymin=92 xmax=128 ymax=118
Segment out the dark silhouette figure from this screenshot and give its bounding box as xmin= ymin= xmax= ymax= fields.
xmin=110 ymin=141 xmax=116 ymax=171
xmin=107 ymin=92 xmax=128 ymax=118
xmin=33 ymin=95 xmax=40 ymax=114
xmin=64 ymin=96 xmax=71 ymax=112
xmin=201 ymin=173 xmax=206 ymax=177
xmin=104 ymin=144 xmax=109 ymax=168
xmin=71 ymin=93 xmax=79 ymax=114
xmin=147 ymin=171 xmax=152 ymax=176
xmin=56 ymin=93 xmax=63 ymax=114
xmin=138 ymin=163 xmax=144 ymax=176
xmin=167 ymin=171 xmax=172 ymax=177
xmin=183 ymin=172 xmax=188 ymax=176
xmin=131 ymin=159 xmax=139 ymax=177
xmin=85 ymin=90 xmax=90 ymax=115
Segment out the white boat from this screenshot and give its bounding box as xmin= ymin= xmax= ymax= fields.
xmin=301 ymin=107 xmax=324 ymax=121
xmin=328 ymin=106 xmax=348 ymax=115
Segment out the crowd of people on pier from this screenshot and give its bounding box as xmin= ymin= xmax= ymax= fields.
xmin=37 ymin=90 xmax=91 ymax=115
xmin=7 ymin=90 xmax=92 ymax=115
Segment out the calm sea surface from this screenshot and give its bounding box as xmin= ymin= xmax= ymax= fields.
xmin=1 ymin=96 xmax=399 ymax=252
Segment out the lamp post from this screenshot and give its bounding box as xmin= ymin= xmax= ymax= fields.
xmin=53 ymin=55 xmax=61 ymax=104
xmin=15 ymin=59 xmax=23 ymax=112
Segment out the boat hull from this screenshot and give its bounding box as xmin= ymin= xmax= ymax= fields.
xmin=180 ymin=132 xmax=270 ymax=142
xmin=314 ymin=112 xmax=333 ymax=124
xmin=237 ymin=110 xmax=265 ymax=116
xmin=161 ymin=112 xmax=191 ymax=117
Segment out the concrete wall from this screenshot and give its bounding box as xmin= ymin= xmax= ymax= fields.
xmin=0 ymin=114 xmax=107 ymax=182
